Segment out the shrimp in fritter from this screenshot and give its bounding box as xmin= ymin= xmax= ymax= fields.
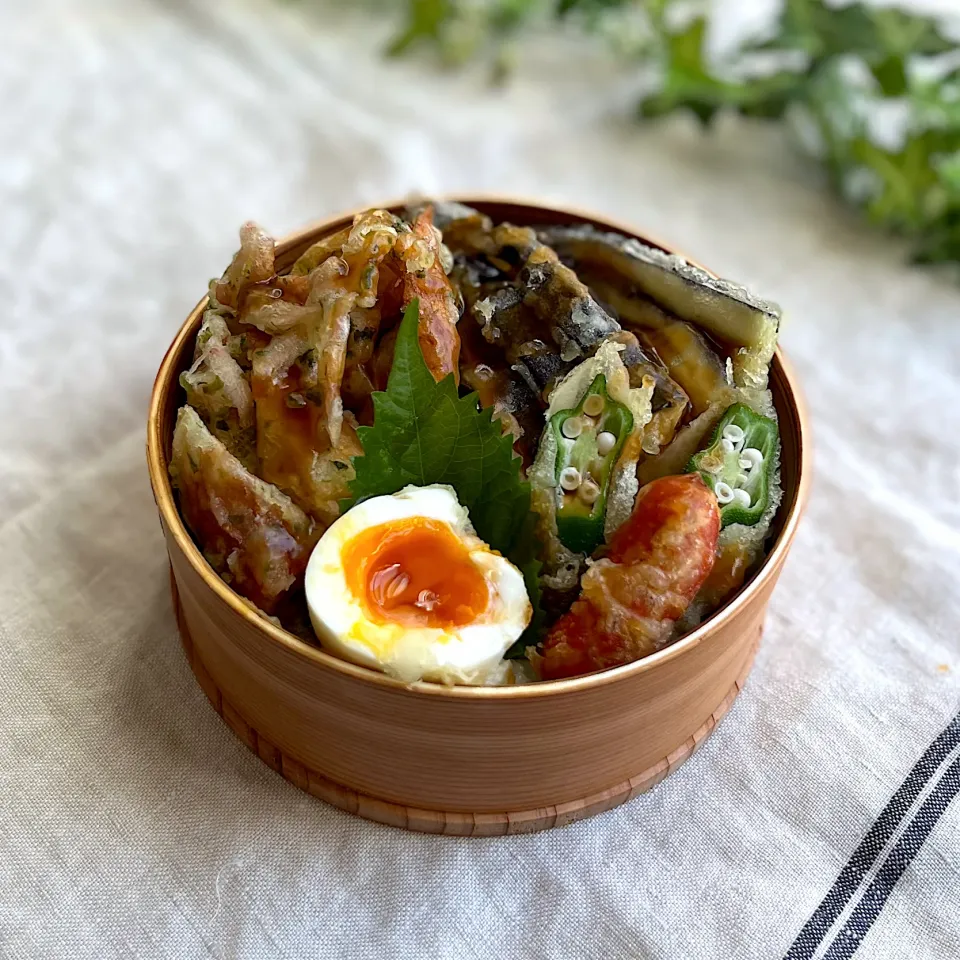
xmin=305 ymin=256 xmax=356 ymax=449
xmin=311 ymin=209 xmax=402 ymax=443
xmin=246 ymin=212 xmax=402 ymax=523
xmin=537 ymin=474 xmax=720 ymax=680
xmin=248 ymin=297 xmax=353 ymax=525
xmin=179 ymin=313 xmax=257 ymax=471
xmin=239 ymin=273 xmax=313 ymax=335
xmin=215 ymin=222 xmax=276 ymax=310
xmin=396 ymin=206 xmax=461 ymax=383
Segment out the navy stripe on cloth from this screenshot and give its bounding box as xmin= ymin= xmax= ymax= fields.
xmin=821 ymin=753 xmax=960 ymax=960
xmin=784 ymin=712 xmax=960 ymax=960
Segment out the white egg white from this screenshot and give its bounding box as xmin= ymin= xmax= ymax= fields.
xmin=304 ymin=484 xmax=532 ymax=686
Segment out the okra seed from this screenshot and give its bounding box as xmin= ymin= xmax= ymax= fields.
xmin=596 ymin=431 xmax=617 ymax=456
xmin=732 ymin=488 xmax=751 ymax=508
xmin=721 ymin=438 xmax=735 ymax=454
xmin=579 ymin=480 xmax=601 ymax=505
xmin=583 ymin=394 xmax=605 ymax=417
xmin=714 ymin=481 xmax=735 ymax=504
xmin=561 ymin=417 xmax=583 ymax=439
xmin=559 ymin=467 xmax=582 ymax=491
xmin=722 ymin=424 xmax=745 ymax=443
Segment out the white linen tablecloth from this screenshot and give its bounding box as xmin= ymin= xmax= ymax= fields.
xmin=2 ymin=2 xmax=959 ymax=958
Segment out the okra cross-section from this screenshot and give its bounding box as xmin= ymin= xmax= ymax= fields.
xmin=551 ymin=374 xmax=633 ymax=555
xmin=688 ymin=402 xmax=778 ymax=528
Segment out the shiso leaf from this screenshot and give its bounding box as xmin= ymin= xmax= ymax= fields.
xmin=343 ymin=300 xmax=543 ymax=651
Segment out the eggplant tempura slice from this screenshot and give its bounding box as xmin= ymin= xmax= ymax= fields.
xmin=466 ymin=241 xmax=622 ymax=401
xmin=460 ymin=361 xmax=543 ymax=466
xmin=469 ymin=239 xmax=620 ymax=363
xmin=636 ymin=403 xmax=729 ymax=487
xmin=610 ymin=331 xmax=689 ymax=457
xmin=574 ymin=273 xmax=735 ymax=417
xmin=594 ymin=276 xmax=778 ymax=489
xmin=169 ymin=405 xmax=317 ymax=613
xmin=517 ymin=245 xmax=620 ymax=362
xmin=428 ymin=201 xmax=539 ymax=269
xmin=456 ymin=305 xmax=544 ymax=464
xmin=407 ymin=200 xmax=495 ymax=258
xmin=540 ymin=225 xmax=780 ymax=391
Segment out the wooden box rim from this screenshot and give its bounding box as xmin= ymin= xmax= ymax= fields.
xmin=146 ymin=195 xmax=811 ymax=700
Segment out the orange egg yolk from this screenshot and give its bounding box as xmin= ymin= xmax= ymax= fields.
xmin=342 ymin=517 xmax=490 ymax=629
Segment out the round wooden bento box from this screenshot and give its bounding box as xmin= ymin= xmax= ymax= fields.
xmin=147 ymin=198 xmax=810 ymax=836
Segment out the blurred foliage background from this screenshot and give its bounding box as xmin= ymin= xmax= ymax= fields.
xmin=376 ymin=0 xmax=960 ymax=274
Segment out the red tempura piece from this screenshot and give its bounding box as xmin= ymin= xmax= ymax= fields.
xmin=398 ymin=206 xmax=461 ymax=384
xmin=539 ymin=474 xmax=720 ymax=680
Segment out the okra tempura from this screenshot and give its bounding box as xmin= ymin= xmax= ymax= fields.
xmin=170 ymin=202 xmax=784 ymax=683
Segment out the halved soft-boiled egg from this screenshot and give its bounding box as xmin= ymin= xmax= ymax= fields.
xmin=305 ymin=484 xmax=532 ymax=686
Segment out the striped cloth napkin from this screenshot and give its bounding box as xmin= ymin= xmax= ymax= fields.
xmin=785 ymin=717 xmax=960 ymax=959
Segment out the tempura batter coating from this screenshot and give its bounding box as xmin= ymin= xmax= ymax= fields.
xmin=397 ymin=206 xmax=461 ymax=384
xmin=538 ymin=474 xmax=719 ymax=679
xmin=169 ymin=405 xmax=316 ymax=612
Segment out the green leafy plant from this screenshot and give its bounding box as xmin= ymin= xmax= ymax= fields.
xmin=344 ymin=300 xmax=543 ymax=644
xmin=389 ymin=0 xmax=960 ymax=272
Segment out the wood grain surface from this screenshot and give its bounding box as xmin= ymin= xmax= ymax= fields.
xmin=147 ymin=199 xmax=811 ymax=832
xmin=174 ymin=566 xmax=761 ymax=835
